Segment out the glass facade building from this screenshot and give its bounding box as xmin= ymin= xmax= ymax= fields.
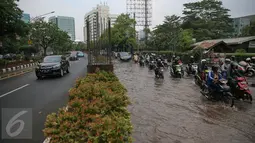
xmin=233 ymin=15 xmax=255 ymax=36
xmin=21 ymin=13 xmax=30 ymax=23
xmin=49 ymin=16 xmax=76 ymax=41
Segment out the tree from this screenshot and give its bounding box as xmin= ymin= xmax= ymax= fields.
xmin=0 ymin=0 xmax=27 ymax=37
xmin=30 ymin=20 xmax=72 ymax=56
xmin=151 ymin=15 xmax=182 ymax=51
xmin=111 ymin=14 xmax=136 ymax=52
xmin=178 ymin=29 xmax=194 ymax=52
xmin=182 ymin=0 xmax=234 ymax=42
xmin=241 ymin=19 xmax=255 ymax=36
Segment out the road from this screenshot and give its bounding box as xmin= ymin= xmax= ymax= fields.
xmin=114 ymin=60 xmax=255 ymax=143
xmin=0 ymin=56 xmax=87 ymax=143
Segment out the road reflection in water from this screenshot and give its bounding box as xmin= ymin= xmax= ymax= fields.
xmin=113 ymin=60 xmax=255 ymax=143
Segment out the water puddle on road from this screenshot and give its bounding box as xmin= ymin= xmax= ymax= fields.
xmin=113 ymin=60 xmax=255 ymax=143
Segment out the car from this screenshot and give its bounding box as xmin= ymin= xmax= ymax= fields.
xmin=35 ymin=55 xmax=70 ymax=79
xmin=76 ymin=51 xmax=84 ymax=57
xmin=69 ymin=52 xmax=78 ymax=61
xmin=0 ymin=55 xmax=3 ymax=59
xmin=118 ymin=52 xmax=132 ymax=61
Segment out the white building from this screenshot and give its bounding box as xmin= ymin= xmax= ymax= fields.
xmin=109 ymin=14 xmax=118 ymax=27
xmin=83 ymin=3 xmax=119 ymax=42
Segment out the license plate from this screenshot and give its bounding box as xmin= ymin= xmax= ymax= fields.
xmin=41 ymin=70 xmax=49 ymax=73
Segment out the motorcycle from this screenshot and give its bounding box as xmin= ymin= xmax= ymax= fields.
xmin=163 ymin=59 xmax=168 ymax=68
xmin=155 ymin=67 xmax=164 ymax=79
xmin=201 ymin=79 xmax=234 ymax=107
xmin=244 ymin=65 xmax=255 ymax=77
xmin=186 ymin=63 xmax=198 ymax=75
xmin=149 ymin=61 xmax=156 ymax=70
xmin=230 ymin=77 xmax=252 ymax=103
xmin=170 ymin=64 xmax=183 ymax=78
xmin=139 ymin=59 xmax=145 ymax=67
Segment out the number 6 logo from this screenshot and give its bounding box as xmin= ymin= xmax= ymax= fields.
xmin=6 ymin=111 xmax=28 ymax=137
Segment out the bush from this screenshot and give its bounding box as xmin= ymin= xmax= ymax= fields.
xmin=43 ymin=71 xmax=132 ymax=143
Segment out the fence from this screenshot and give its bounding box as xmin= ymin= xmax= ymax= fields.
xmin=86 ymin=12 xmax=113 ymax=73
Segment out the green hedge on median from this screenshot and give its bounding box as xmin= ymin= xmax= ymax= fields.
xmin=43 ymin=71 xmax=133 ymax=143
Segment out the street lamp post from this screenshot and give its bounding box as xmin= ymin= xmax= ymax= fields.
xmin=31 ymin=11 xmax=55 ymax=22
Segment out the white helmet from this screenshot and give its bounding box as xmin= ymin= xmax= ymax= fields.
xmin=201 ymin=59 xmax=206 ymax=63
xmin=246 ymin=58 xmax=251 ymax=61
xmin=225 ymin=58 xmax=231 ymax=62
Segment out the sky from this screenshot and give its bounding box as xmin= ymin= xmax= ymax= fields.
xmin=18 ymin=0 xmax=255 ymax=41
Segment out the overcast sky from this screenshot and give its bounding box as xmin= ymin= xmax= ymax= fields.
xmin=18 ymin=0 xmax=255 ymax=41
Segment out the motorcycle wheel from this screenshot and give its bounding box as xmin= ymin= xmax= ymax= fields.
xmin=246 ymin=70 xmax=254 ymax=77
xmin=246 ymin=93 xmax=253 ymax=103
xmin=223 ymin=92 xmax=234 ymax=107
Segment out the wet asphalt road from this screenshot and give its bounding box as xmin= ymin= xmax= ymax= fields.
xmin=114 ymin=60 xmax=255 ymax=143
xmin=0 ymin=57 xmax=87 ymax=143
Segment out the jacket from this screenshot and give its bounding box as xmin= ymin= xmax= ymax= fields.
xmin=207 ymin=71 xmax=222 ymax=85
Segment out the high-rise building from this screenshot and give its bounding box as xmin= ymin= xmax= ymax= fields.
xmin=109 ymin=14 xmax=118 ymax=26
xmin=21 ymin=13 xmax=30 ymax=23
xmin=83 ymin=3 xmax=118 ymax=42
xmin=233 ymin=14 xmax=255 ymax=36
xmin=49 ymin=16 xmax=76 ymax=41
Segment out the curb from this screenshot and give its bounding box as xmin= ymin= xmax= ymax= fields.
xmin=1 ymin=63 xmax=38 ymax=75
xmin=0 ymin=68 xmax=34 ymax=81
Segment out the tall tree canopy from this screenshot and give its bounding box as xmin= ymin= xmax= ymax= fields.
xmin=182 ymin=0 xmax=234 ymax=42
xmin=149 ymin=15 xmax=194 ymax=52
xmin=0 ymin=0 xmax=28 ymax=37
xmin=111 ymin=14 xmax=136 ymax=51
xmin=30 ymin=20 xmax=72 ymax=56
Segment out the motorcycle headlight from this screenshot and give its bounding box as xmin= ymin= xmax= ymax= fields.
xmin=53 ymin=64 xmax=61 ymax=69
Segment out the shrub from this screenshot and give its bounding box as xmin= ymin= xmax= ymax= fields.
xmin=43 ymin=71 xmax=132 ymax=143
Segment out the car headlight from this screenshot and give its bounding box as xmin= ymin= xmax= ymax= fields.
xmin=53 ymin=64 xmax=61 ymax=69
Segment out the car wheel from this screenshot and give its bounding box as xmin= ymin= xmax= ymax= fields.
xmin=66 ymin=66 xmax=70 ymax=73
xmin=37 ymin=76 xmax=42 ymax=80
xmin=60 ymin=69 xmax=64 ymax=77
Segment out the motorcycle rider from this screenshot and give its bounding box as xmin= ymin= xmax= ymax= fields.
xmin=155 ymin=58 xmax=164 ymax=76
xmin=198 ymin=59 xmax=207 ymax=74
xmin=221 ymin=58 xmax=231 ymax=79
xmin=188 ymin=56 xmax=195 ymax=72
xmin=231 ymin=55 xmax=236 ymax=63
xmin=207 ymin=64 xmax=222 ymax=94
xmin=245 ymin=58 xmax=252 ymax=66
xmin=227 ymin=62 xmax=242 ymax=89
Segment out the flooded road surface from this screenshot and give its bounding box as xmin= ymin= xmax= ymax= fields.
xmin=114 ymin=60 xmax=255 ymax=143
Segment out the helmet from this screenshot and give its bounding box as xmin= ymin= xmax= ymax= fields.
xmin=172 ymin=55 xmax=176 ymax=58
xmin=190 ymin=56 xmax=194 ymax=58
xmin=246 ymin=58 xmax=251 ymax=62
xmin=231 ymin=55 xmax=236 ymax=60
xmin=252 ymin=57 xmax=255 ymax=60
xmin=201 ymin=59 xmax=206 ymax=63
xmin=212 ymin=64 xmax=219 ymax=71
xmin=225 ymin=58 xmax=231 ymax=62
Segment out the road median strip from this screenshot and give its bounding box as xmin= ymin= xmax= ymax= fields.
xmin=0 ymin=66 xmax=36 ymax=80
xmin=43 ymin=71 xmax=133 ymax=143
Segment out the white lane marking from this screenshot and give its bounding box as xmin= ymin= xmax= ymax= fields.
xmin=0 ymin=84 xmax=30 ymax=98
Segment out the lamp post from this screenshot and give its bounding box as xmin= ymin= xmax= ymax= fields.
xmin=31 ymin=11 xmax=55 ymax=22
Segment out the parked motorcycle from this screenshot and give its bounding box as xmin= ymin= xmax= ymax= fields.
xmin=230 ymin=77 xmax=252 ymax=103
xmin=186 ymin=63 xmax=198 ymax=75
xmin=155 ymin=67 xmax=164 ymax=79
xmin=200 ymin=79 xmax=234 ymax=107
xmin=170 ymin=64 xmax=183 ymax=78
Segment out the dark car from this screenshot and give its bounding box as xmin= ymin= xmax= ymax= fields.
xmin=35 ymin=55 xmax=70 ymax=79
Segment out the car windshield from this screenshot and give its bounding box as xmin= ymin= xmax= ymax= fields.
xmin=120 ymin=52 xmax=129 ymax=56
xmin=43 ymin=56 xmax=61 ymax=63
